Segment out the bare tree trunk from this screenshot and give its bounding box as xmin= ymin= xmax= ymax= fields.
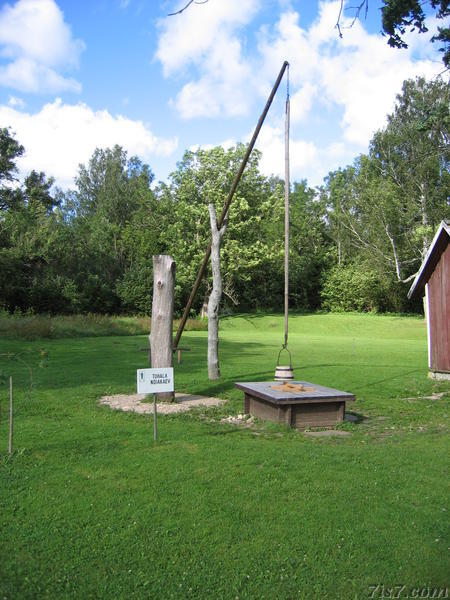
xmin=384 ymin=223 xmax=402 ymax=281
xmin=208 ymin=204 xmax=228 ymax=380
xmin=150 ymin=255 xmax=175 ymax=401
xmin=420 ymin=182 xmax=429 ymax=260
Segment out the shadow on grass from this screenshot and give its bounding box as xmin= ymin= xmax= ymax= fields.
xmin=295 ymin=363 xmax=424 ymax=393
xmin=208 ymin=427 xmax=246 ymax=437
xmin=344 ymin=411 xmax=368 ymax=424
xmin=355 ymin=368 xmax=424 ymax=389
xmin=192 ymin=369 xmax=275 ymax=398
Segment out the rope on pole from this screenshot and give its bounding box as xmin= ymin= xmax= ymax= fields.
xmin=284 ymin=64 xmax=290 ymax=349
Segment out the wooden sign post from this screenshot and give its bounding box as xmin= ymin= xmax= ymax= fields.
xmin=137 ymin=368 xmax=174 ymax=442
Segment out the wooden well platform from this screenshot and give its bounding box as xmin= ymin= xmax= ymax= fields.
xmin=235 ymin=381 xmax=355 ymax=429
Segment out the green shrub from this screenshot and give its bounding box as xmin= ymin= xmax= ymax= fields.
xmin=321 ymin=264 xmax=385 ymax=312
xmin=115 ymin=261 xmax=153 ymax=315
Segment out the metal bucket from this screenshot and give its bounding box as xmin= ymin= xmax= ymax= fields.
xmin=274 ymin=365 xmax=294 ymax=381
xmin=274 ymin=346 xmax=294 ymax=381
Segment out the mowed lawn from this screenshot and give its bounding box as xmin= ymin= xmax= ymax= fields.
xmin=0 ymin=313 xmax=448 ymax=599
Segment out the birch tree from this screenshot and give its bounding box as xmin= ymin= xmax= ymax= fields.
xmin=207 ymin=203 xmax=228 ymax=380
xmin=369 ymin=77 xmax=449 ymax=267
xmin=324 ymin=77 xmax=449 ymax=286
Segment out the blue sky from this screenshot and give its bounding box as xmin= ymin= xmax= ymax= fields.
xmin=0 ymin=0 xmax=445 ymax=190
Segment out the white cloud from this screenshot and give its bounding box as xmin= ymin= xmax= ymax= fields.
xmin=0 ymin=99 xmax=178 ymax=188
xmin=156 ymin=0 xmax=259 ymax=119
xmin=257 ymin=131 xmax=363 ymax=187
xmin=255 ymin=1 xmax=444 ymax=152
xmin=156 ymin=0 xmax=259 ymax=75
xmin=155 ymin=0 xmax=445 ymax=186
xmin=254 ymin=123 xmax=319 ymax=181
xmin=189 ymin=129 xmax=322 ymax=185
xmin=159 ymin=1 xmax=443 ymax=133
xmin=256 ymin=10 xmax=320 ymax=90
xmin=0 ymin=0 xmax=85 ymax=93
xmin=312 ymin=3 xmax=442 ymax=145
xmin=290 ymin=82 xmax=317 ymax=123
xmin=252 ymin=0 xmax=444 ymax=185
xmin=8 ymin=94 xmax=25 ymax=108
xmin=0 ymin=56 xmax=82 ymax=94
xmin=189 ymin=139 xmax=236 ymax=154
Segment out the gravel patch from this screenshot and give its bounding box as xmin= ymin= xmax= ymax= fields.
xmin=99 ymin=393 xmax=226 ymax=414
xmin=304 ymin=430 xmax=351 ymax=437
xmin=403 ymin=392 xmax=447 ymax=401
xmin=220 ymin=414 xmax=255 ymax=427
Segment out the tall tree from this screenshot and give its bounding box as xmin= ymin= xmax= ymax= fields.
xmin=370 ymin=76 xmax=449 ymax=266
xmin=0 ymin=128 xmax=24 ymax=212
xmin=321 ymin=76 xmax=449 ymax=312
xmin=381 ymin=0 xmax=449 ymax=67
xmin=23 ymin=171 xmax=58 ymax=213
xmin=320 ymin=167 xmax=357 ymax=268
xmin=158 ymin=145 xmax=285 ymax=313
xmin=289 ymin=180 xmax=329 ymax=309
xmin=65 ymin=145 xmax=158 ymax=313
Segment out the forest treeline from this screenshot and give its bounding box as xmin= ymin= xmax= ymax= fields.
xmin=0 ymin=76 xmax=448 ymax=316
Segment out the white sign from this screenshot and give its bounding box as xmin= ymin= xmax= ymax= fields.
xmin=137 ymin=368 xmax=174 ymax=394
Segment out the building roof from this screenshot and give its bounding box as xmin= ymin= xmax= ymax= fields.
xmin=408 ymin=220 xmax=450 ymax=299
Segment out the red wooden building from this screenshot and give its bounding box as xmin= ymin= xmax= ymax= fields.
xmin=408 ymin=221 xmax=449 ymax=379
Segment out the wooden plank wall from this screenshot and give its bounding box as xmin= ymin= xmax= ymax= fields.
xmin=428 ymin=244 xmax=450 ymax=372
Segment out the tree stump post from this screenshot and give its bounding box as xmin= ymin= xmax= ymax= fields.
xmin=150 ymin=255 xmax=176 ymax=401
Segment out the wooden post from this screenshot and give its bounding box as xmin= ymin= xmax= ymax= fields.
xmin=153 ymin=394 xmax=158 ymax=442
xmin=8 ymin=376 xmax=13 ymax=455
xmin=150 ymin=255 xmax=176 ymax=401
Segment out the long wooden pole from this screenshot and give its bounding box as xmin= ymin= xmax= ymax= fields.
xmin=174 ymin=61 xmax=290 ymax=349
xmin=284 ymin=70 xmax=290 ymax=348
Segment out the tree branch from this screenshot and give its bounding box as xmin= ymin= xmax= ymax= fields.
xmin=168 ymin=0 xmax=209 ymax=16
xmin=341 ymin=219 xmax=393 ymax=263
xmin=400 ymin=271 xmax=419 ymax=284
xmin=336 ymin=0 xmax=344 ymax=38
xmin=336 ymin=0 xmax=369 ymax=37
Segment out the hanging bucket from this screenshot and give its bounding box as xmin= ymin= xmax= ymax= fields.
xmin=274 ymin=347 xmax=294 ymax=381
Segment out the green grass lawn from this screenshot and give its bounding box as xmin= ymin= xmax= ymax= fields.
xmin=0 ymin=313 xmax=448 ymax=599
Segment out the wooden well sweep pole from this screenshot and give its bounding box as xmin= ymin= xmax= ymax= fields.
xmin=174 ymin=61 xmax=290 ymax=349
xmin=284 ymin=71 xmax=290 ymax=349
